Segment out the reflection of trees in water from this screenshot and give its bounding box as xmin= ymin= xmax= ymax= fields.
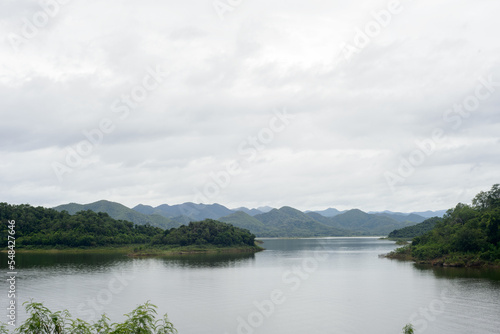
xmin=160 ymin=253 xmax=256 ymax=268
xmin=1 ymin=252 xmax=256 ymax=272
xmin=0 ymin=252 xmax=132 ymax=271
xmin=413 ymin=263 xmax=500 ymax=283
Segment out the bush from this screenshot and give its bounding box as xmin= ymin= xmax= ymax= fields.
xmin=0 ymin=301 xmax=177 ymax=334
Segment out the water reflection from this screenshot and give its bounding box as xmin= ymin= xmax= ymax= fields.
xmin=157 ymin=252 xmax=256 ymax=268
xmin=261 ymin=237 xmax=395 ymax=253
xmin=414 ymin=263 xmax=500 ymax=282
xmin=0 ymin=252 xmax=131 ymax=270
xmin=0 ymin=251 xmax=257 ymax=271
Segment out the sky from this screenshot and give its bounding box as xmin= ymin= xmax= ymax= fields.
xmin=1 ymin=0 xmax=499 ymax=213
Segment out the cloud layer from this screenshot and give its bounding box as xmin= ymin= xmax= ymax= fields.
xmin=1 ymin=0 xmax=499 ymax=212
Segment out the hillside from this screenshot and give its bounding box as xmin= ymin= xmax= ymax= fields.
xmin=411 ymin=210 xmax=447 ymax=218
xmin=219 ymin=211 xmax=270 ymax=235
xmin=232 ymin=207 xmax=264 ymax=216
xmin=327 ymin=209 xmax=413 ymax=235
xmin=374 ymin=212 xmax=426 ymax=224
xmin=253 ymin=206 xmax=350 ymax=237
xmin=133 ymin=202 xmax=234 ymax=221
xmin=388 ymin=217 xmax=442 ymax=239
xmin=54 ymin=200 xmax=179 ymax=229
xmin=308 ymin=208 xmax=343 ymax=217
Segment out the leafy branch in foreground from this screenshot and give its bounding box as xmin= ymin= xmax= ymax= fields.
xmin=402 ymin=323 xmax=415 ymax=334
xmin=0 ymin=301 xmax=177 ymax=334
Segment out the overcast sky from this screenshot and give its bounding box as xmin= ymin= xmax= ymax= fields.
xmin=1 ymin=0 xmax=499 ymax=212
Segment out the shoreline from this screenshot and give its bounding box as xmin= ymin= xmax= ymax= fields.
xmin=383 ymin=249 xmax=500 ymax=269
xmin=3 ymin=244 xmax=264 ymax=256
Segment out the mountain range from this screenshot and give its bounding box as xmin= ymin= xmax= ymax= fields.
xmin=53 ymin=200 xmax=445 ymax=237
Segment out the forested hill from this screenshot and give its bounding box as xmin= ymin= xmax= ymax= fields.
xmin=388 ymin=217 xmax=442 ymax=239
xmin=0 ymin=203 xmax=256 ymax=249
xmin=390 ymin=184 xmax=500 ymax=266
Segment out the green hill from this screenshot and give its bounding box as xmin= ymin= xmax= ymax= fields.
xmin=133 ymin=202 xmax=234 ymax=221
xmin=388 ymin=217 xmax=442 ymax=239
xmin=253 ymin=206 xmax=350 ymax=237
xmin=375 ymin=212 xmax=426 ymax=224
xmin=151 ymin=219 xmax=256 ymax=247
xmin=219 ymin=211 xmax=270 ymax=235
xmin=328 ymin=209 xmax=412 ymax=235
xmin=54 ymin=200 xmax=179 ymax=229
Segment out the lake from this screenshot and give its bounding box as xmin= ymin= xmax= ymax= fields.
xmin=2 ymin=238 xmax=500 ymax=333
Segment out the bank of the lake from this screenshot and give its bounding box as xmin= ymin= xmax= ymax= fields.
xmin=4 ymin=243 xmax=264 ymax=257
xmin=385 ymin=245 xmax=500 ymax=268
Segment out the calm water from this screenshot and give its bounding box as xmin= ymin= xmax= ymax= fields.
xmin=2 ymin=238 xmax=500 ymax=334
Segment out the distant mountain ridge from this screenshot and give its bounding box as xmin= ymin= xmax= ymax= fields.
xmin=133 ymin=203 xmax=234 ymax=221
xmin=53 ymin=200 xmax=445 ymax=237
xmin=53 ymin=200 xmax=180 ymax=229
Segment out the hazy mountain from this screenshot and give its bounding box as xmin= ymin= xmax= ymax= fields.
xmin=369 ymin=209 xmax=446 ymax=219
xmin=219 ymin=211 xmax=270 ymax=234
xmin=256 ymin=206 xmax=274 ymax=213
xmin=326 ymin=209 xmax=413 ymax=235
xmin=253 ymin=206 xmax=350 ymax=237
xmin=388 ymin=217 xmax=442 ymax=239
xmin=232 ymin=207 xmax=264 ymax=216
xmin=373 ymin=212 xmax=426 ymax=224
xmin=305 ymin=212 xmax=335 ymax=225
xmin=133 ymin=202 xmax=234 ymax=221
xmin=308 ymin=208 xmax=344 ymax=217
xmin=54 ymin=200 xmax=180 ymax=229
xmin=410 ymin=210 xmax=447 ymax=218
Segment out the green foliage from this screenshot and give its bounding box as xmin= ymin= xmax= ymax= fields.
xmin=472 ymin=184 xmax=500 ymax=211
xmin=151 ymin=219 xmax=256 ymax=247
xmin=0 ymin=301 xmax=176 ymax=334
xmin=402 ymin=323 xmax=414 ymax=334
xmin=394 ymin=185 xmax=500 ymax=266
xmin=388 ymin=217 xmax=441 ymax=239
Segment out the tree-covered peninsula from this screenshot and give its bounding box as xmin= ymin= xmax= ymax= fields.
xmin=387 ymin=184 xmax=500 ymax=267
xmin=0 ymin=203 xmax=261 ymax=254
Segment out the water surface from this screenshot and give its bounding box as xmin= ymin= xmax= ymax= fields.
xmin=2 ymin=238 xmax=499 ymax=334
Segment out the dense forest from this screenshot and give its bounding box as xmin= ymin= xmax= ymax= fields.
xmin=390 ymin=184 xmax=500 ymax=266
xmin=0 ymin=203 xmax=256 ymax=249
xmin=388 ymin=217 xmax=442 ymax=239
xmin=151 ymin=219 xmax=256 ymax=247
